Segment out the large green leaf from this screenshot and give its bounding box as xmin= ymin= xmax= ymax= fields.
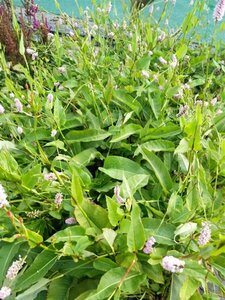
xmin=45 ymin=140 xmax=66 ymax=150
xmin=54 ymin=98 xmax=66 ymax=128
xmin=166 ymin=193 xmax=193 ymax=223
xmin=180 ymin=276 xmax=200 ymax=300
xmin=143 ymin=218 xmax=176 ymax=245
xmin=127 ymin=202 xmax=145 ymax=252
xmin=15 ymin=250 xmax=58 ymax=291
xmin=70 ymin=148 xmax=102 ymax=167
xmin=106 ymin=196 xmax=124 ymax=227
xmin=99 ymin=156 xmax=149 ymax=180
xmin=184 ymin=106 xmax=202 ymax=152
xmin=110 ymin=124 xmax=142 ymax=143
xmin=75 ymin=290 xmax=95 ymax=300
xmin=147 ymin=91 xmax=162 ymax=119
xmin=47 ymin=226 xmax=85 ymax=244
xmin=169 ymin=274 xmax=184 ymax=300
xmin=185 ymin=179 xmax=200 ymax=211
xmin=136 ymin=140 xmax=175 ymax=153
xmin=102 ymin=228 xmax=117 ymax=251
xmin=215 ymin=112 xmax=225 ymax=132
xmin=66 ymin=129 xmax=111 ymax=143
xmin=19 ymin=32 xmax=25 ymax=56
xmin=120 ymin=174 xmax=150 ymax=198
xmin=85 ymin=267 xmax=146 ymax=300
xmin=0 ymin=241 xmax=24 ymax=285
xmin=75 ymin=199 xmax=110 ymax=232
xmin=135 ymin=54 xmax=151 ymax=70
xmin=113 ymin=90 xmax=141 ymax=115
xmin=26 ymin=229 xmax=43 ymax=248
xmin=23 ymin=128 xmax=50 ymax=143
xmin=21 ymin=164 xmax=41 ymax=189
xmin=184 ymin=261 xmax=225 ymax=294
xmin=142 ymin=263 xmax=164 ymax=284
xmin=71 ymin=170 xmax=84 ymax=205
xmin=189 ymin=292 xmax=203 ymax=300
xmin=211 ymin=255 xmax=225 ymax=277
xmin=52 ymin=257 xmax=102 ymax=278
xmin=189 ymin=78 xmax=205 ymax=88
xmin=93 ymin=258 xmax=118 ymax=272
xmin=139 ymin=147 xmax=173 ymax=193
xmin=176 ymin=44 xmax=188 ymax=59
xmin=71 ymin=279 xmax=99 ymax=300
xmin=47 ymin=276 xmax=72 ymax=300
xmin=55 ymin=260 xmax=101 ymax=278
xmin=16 ymin=278 xmax=50 ymax=300
xmin=0 ymin=150 xmax=20 ymax=181
xmin=140 ymin=124 xmax=181 ymax=142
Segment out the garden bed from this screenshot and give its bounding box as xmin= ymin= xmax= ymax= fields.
xmin=0 ymin=1 xmax=225 ymax=300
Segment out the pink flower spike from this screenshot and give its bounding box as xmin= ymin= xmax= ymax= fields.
xmin=198 ymin=222 xmax=211 ymax=246
xmin=0 ymin=287 xmax=11 ymax=299
xmin=6 ymin=256 xmax=25 ymax=280
xmin=65 ymin=217 xmax=76 ymax=225
xmin=159 ymin=56 xmax=167 ymax=65
xmin=143 ymin=236 xmax=156 ymax=254
xmin=114 ymin=186 xmax=124 ymax=205
xmin=213 ymin=0 xmax=225 ymax=22
xmin=162 ymin=256 xmax=185 ymax=273
xmin=14 ymin=98 xmax=23 ymax=113
xmin=47 ymin=93 xmax=54 ymax=103
xmin=44 ymin=172 xmax=57 ymax=181
xmin=54 ymin=192 xmax=63 ymax=208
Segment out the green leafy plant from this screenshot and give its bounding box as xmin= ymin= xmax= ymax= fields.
xmin=0 ymin=0 xmax=225 ymax=299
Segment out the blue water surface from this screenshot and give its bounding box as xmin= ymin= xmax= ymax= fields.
xmin=13 ymin=1 xmax=225 ymax=41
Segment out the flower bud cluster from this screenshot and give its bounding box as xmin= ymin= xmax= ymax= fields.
xmin=114 ymin=186 xmax=124 ymax=205
xmin=198 ymin=222 xmax=211 ymax=246
xmin=213 ymin=0 xmax=225 ymax=22
xmin=44 ymin=172 xmax=57 ymax=181
xmin=65 ymin=217 xmax=76 ymax=225
xmin=0 ymin=256 xmax=25 ymax=299
xmin=0 ymin=286 xmax=11 ymax=299
xmin=162 ymin=256 xmax=185 ymax=273
xmin=14 ymin=98 xmax=23 ymax=113
xmin=26 ymin=48 xmax=38 ymax=60
xmin=143 ymin=237 xmax=156 ymax=254
xmin=170 ymin=54 xmax=178 ymax=68
xmin=176 ymin=105 xmax=188 ymax=117
xmin=0 ymin=184 xmax=9 ymax=208
xmin=26 ymin=209 xmax=42 ymax=219
xmin=6 ymin=256 xmax=25 ymax=280
xmin=159 ymin=56 xmax=167 ymax=65
xmin=54 ymin=193 xmax=63 ymax=208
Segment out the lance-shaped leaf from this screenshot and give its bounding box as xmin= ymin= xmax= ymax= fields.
xmin=139 ymin=147 xmax=173 ymax=193
xmin=85 ymin=267 xmax=146 ymax=300
xmin=127 ymin=202 xmax=145 ymax=252
xmin=15 ymin=250 xmax=58 ymax=291
xmin=71 ymin=170 xmax=84 ymax=205
xmin=66 ymin=129 xmax=111 ymax=143
xmin=99 ymin=156 xmax=149 ymax=181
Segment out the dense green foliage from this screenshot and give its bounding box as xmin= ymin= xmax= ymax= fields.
xmin=0 ymin=1 xmax=225 ymax=299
